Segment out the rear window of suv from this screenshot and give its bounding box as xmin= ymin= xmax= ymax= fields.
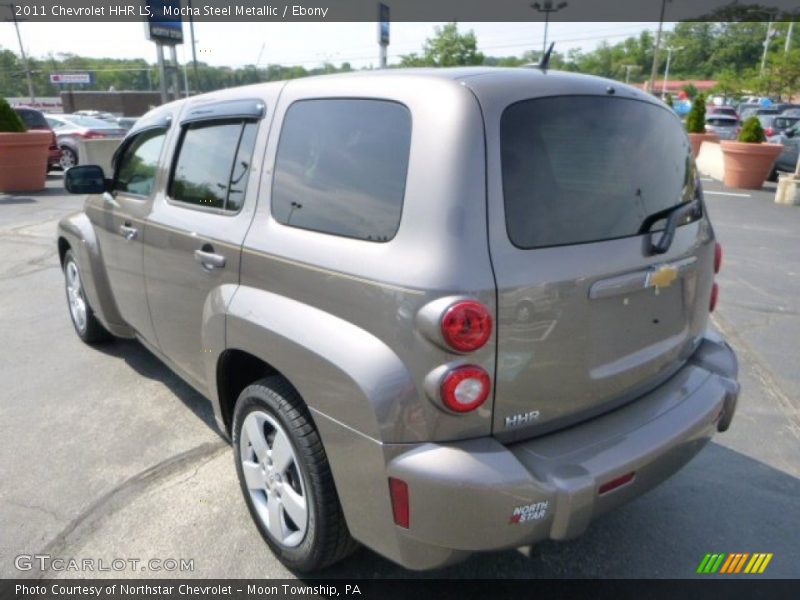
xmin=15 ymin=108 xmax=48 ymax=129
xmin=500 ymin=96 xmax=696 ymax=249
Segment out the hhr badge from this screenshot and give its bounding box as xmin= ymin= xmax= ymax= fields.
xmin=505 ymin=410 xmax=540 ymax=428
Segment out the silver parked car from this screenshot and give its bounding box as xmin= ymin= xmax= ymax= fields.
xmin=57 ymin=68 xmax=739 ymax=572
xmin=705 ymin=114 xmax=739 ymax=140
xmin=45 ymin=114 xmax=127 ymax=169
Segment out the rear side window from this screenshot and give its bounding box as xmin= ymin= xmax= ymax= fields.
xmin=707 ymin=118 xmax=736 ymax=127
xmin=501 ymin=96 xmax=696 ymax=249
xmin=115 ymin=128 xmax=167 ymax=196
xmin=272 ymin=99 xmax=411 ymax=242
xmin=169 ymin=120 xmax=258 ymax=212
xmin=15 ymin=109 xmax=48 ymax=129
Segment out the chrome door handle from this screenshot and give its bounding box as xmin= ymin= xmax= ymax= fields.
xmin=119 ymin=224 xmax=138 ymax=241
xmin=194 ymin=248 xmax=226 ymax=270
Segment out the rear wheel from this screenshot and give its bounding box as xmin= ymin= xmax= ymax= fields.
xmin=60 ymin=146 xmax=77 ymax=170
xmin=232 ymin=376 xmax=357 ymax=572
xmin=63 ymin=250 xmax=112 ymax=344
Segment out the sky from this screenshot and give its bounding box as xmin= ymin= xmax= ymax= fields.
xmin=4 ymin=21 xmax=667 ymax=69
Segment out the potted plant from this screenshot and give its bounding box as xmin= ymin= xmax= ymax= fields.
xmin=720 ymin=116 xmax=783 ymax=190
xmin=0 ymin=97 xmax=52 ymax=193
xmin=686 ymin=94 xmax=718 ymax=157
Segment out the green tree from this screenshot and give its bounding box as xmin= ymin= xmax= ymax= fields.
xmin=400 ymin=23 xmax=484 ymax=67
xmin=686 ymin=94 xmax=707 ymax=133
xmin=738 ymin=116 xmax=766 ymax=143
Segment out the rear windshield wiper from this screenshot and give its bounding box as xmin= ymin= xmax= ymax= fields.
xmin=638 ymin=198 xmax=702 ymax=255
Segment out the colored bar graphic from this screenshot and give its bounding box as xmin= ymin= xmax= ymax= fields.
xmin=697 ymin=553 xmax=713 ymax=574
xmin=719 ymin=554 xmax=736 ymax=573
xmin=758 ymin=553 xmax=773 ymax=573
xmin=700 ymin=552 xmax=773 ymax=575
xmin=734 ymin=553 xmax=749 ymax=573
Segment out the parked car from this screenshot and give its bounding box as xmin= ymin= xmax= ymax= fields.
xmin=115 ymin=116 xmax=139 ymax=131
xmin=741 ymin=107 xmax=779 ymax=120
xmin=73 ymin=109 xmax=118 ymax=122
xmin=783 ymin=108 xmax=800 ymax=118
xmin=761 ymin=115 xmax=800 ymax=138
xmin=767 ymin=126 xmax=799 ymax=179
xmin=45 ymin=114 xmax=127 ymax=169
xmin=706 ymin=105 xmax=738 ymax=119
xmin=13 ymin=107 xmax=62 ymax=171
xmin=57 ymin=68 xmax=739 ymax=572
xmin=704 ymin=114 xmax=739 ymax=140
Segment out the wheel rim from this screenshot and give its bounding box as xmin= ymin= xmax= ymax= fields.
xmin=60 ymin=148 xmax=76 ymax=169
xmin=240 ymin=411 xmax=308 ymax=547
xmin=65 ymin=260 xmax=87 ymax=333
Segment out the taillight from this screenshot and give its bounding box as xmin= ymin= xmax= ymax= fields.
xmin=388 ymin=478 xmax=409 ymax=528
xmin=710 ymin=282 xmax=719 ymax=312
xmin=80 ymin=130 xmax=106 ymax=139
xmin=441 ymin=301 xmax=492 ymax=352
xmin=714 ymin=242 xmax=723 ymax=274
xmin=440 ymin=365 xmax=491 ymax=413
xmin=598 ymin=472 xmax=636 ymax=495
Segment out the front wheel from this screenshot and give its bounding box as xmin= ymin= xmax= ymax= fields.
xmin=63 ymin=250 xmax=112 ymax=343
xmin=59 ymin=146 xmax=77 ymax=170
xmin=232 ymin=376 xmax=357 ymax=572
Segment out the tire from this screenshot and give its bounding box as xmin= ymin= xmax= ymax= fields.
xmin=60 ymin=146 xmax=78 ymax=170
xmin=63 ymin=250 xmax=112 ymax=344
xmin=232 ymin=376 xmax=358 ymax=572
xmin=768 ymin=168 xmax=778 ymax=183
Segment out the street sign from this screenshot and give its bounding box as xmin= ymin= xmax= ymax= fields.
xmin=145 ymin=0 xmax=184 ymax=45
xmin=50 ymin=72 xmax=93 ymax=85
xmin=378 ymin=3 xmax=390 ymax=46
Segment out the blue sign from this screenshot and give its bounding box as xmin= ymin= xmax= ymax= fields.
xmin=145 ymin=0 xmax=184 ymax=45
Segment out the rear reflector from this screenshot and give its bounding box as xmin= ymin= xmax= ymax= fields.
xmin=441 ymin=300 xmax=493 ymax=352
xmin=710 ymin=282 xmax=719 ymax=312
xmin=714 ymin=242 xmax=723 ymax=274
xmin=598 ymin=471 xmax=635 ymax=495
xmin=388 ymin=478 xmax=410 ymax=528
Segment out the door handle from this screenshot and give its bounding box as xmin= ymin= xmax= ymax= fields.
xmin=194 ymin=247 xmax=226 ymax=270
xmin=119 ymin=224 xmax=138 ymax=241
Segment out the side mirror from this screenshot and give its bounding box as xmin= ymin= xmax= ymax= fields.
xmin=785 ymin=129 xmax=796 ymax=138
xmin=64 ymin=165 xmax=107 ymax=194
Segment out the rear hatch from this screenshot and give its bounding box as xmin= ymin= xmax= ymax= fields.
xmin=489 ymin=94 xmax=715 ymax=442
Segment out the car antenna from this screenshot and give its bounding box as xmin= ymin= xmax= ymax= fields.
xmin=539 ymin=42 xmax=555 ymax=71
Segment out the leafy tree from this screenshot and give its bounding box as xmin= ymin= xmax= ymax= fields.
xmin=0 ymin=97 xmax=26 ymax=132
xmin=681 ymin=83 xmax=700 ymax=99
xmin=400 ymin=23 xmax=484 ymax=67
xmin=686 ymin=94 xmax=707 ymax=133
xmin=738 ymin=116 xmax=766 ymax=143
xmin=665 ymin=94 xmax=674 ymax=108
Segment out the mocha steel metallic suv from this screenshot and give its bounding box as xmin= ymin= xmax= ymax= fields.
xmin=57 ymin=67 xmax=739 ymax=572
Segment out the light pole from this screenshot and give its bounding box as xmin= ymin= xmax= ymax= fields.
xmin=6 ymin=3 xmax=35 ymax=104
xmin=661 ymin=46 xmax=681 ymax=98
xmin=531 ymin=2 xmax=567 ymax=57
xmin=647 ymin=0 xmax=671 ymax=94
xmin=760 ymin=15 xmax=779 ymax=74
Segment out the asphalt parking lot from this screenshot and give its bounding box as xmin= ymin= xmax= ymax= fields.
xmin=1 ymin=174 xmax=799 ymax=579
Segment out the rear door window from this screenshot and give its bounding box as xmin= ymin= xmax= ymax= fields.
xmin=271 ymin=99 xmax=411 ymax=242
xmin=16 ymin=109 xmax=48 ymax=129
xmin=169 ymin=120 xmax=259 ymax=212
xmin=500 ymin=96 xmax=696 ymax=249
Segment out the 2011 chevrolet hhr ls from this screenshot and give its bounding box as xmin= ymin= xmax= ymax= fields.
xmin=58 ymin=67 xmax=739 ymax=571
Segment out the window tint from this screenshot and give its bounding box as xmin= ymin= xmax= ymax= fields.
xmin=115 ymin=128 xmax=166 ymax=196
xmin=501 ymin=96 xmax=696 ymax=249
xmin=272 ymin=99 xmax=411 ymax=242
xmin=169 ymin=121 xmax=258 ymax=212
xmin=15 ymin=109 xmax=48 ymax=129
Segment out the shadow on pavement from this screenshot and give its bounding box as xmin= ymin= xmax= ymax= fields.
xmin=307 ymin=442 xmax=800 ymax=579
xmin=92 ymin=338 xmax=225 ymax=440
xmin=0 ymin=196 xmax=37 ymax=205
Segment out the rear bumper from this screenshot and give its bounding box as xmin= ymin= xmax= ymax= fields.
xmin=379 ymin=332 xmax=738 ymax=569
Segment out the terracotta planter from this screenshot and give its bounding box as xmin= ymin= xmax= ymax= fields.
xmin=0 ymin=130 xmax=51 ymax=193
xmin=720 ymin=141 xmax=784 ymax=190
xmin=688 ymin=132 xmax=719 ymax=158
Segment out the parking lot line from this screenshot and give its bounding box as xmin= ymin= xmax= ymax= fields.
xmin=704 ymin=191 xmax=751 ymax=198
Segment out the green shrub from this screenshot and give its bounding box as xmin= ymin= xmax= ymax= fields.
xmin=665 ymin=94 xmax=674 ymax=108
xmin=685 ymin=94 xmax=706 ymax=134
xmin=737 ymin=116 xmax=766 ymax=143
xmin=0 ymin=98 xmax=26 ymax=133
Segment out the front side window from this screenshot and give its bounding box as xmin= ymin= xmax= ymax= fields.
xmin=272 ymin=99 xmax=411 ymax=242
xmin=115 ymin=128 xmax=166 ymax=196
xmin=501 ymin=96 xmax=696 ymax=249
xmin=169 ymin=120 xmax=258 ymax=212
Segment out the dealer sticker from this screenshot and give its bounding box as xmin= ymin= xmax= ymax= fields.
xmin=509 ymin=500 xmax=549 ymax=524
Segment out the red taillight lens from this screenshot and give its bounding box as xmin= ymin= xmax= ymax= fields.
xmin=388 ymin=478 xmax=409 ymax=528
xmin=440 ymin=365 xmax=491 ymax=413
xmin=765 ymin=127 xmax=775 ymax=137
xmin=714 ymin=242 xmax=723 ymax=274
xmin=441 ymin=301 xmax=492 ymax=352
xmin=710 ymin=282 xmax=719 ymax=312
xmin=598 ymin=471 xmax=636 ymax=495
xmin=80 ymin=130 xmax=106 ymax=139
